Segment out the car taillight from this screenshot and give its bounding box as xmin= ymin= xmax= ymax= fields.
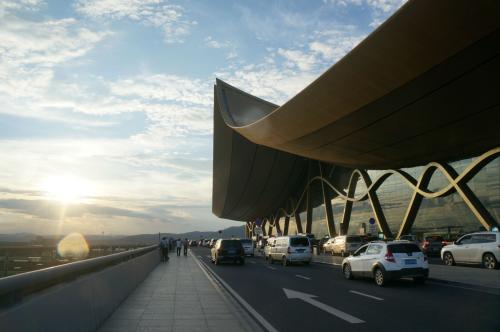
xmin=422 ymin=241 xmax=429 ymax=248
xmin=287 ymin=247 xmax=292 ymax=254
xmin=384 ymin=249 xmax=396 ymax=263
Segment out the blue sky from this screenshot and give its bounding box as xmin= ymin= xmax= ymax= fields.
xmin=0 ymin=0 xmax=405 ymax=235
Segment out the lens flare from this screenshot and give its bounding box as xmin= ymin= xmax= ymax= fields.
xmin=57 ymin=233 xmax=90 ymax=259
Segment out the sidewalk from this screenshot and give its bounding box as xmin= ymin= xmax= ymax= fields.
xmin=310 ymin=253 xmax=500 ymax=292
xmin=98 ymin=252 xmax=257 ymax=332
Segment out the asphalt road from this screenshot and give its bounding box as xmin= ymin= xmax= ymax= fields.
xmin=192 ymin=247 xmax=499 ymax=332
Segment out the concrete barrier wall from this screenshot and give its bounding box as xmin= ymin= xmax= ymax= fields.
xmin=0 ymin=250 xmax=160 ymax=332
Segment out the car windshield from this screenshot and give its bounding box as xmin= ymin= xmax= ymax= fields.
xmin=221 ymin=240 xmax=242 ymax=248
xmin=346 ymin=236 xmax=362 ymax=243
xmin=240 ymin=239 xmax=252 ymax=244
xmin=425 ymin=236 xmax=443 ymax=242
xmin=290 ymin=237 xmax=309 ymax=247
xmin=389 ymin=243 xmax=421 ymax=253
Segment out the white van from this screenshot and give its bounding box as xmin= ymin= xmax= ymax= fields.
xmin=267 ymin=235 xmax=312 ymax=266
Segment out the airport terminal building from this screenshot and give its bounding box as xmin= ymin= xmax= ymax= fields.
xmin=211 ymin=1 xmax=500 ymax=241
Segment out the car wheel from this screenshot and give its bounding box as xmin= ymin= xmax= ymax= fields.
xmin=413 ymin=276 xmax=426 ymax=285
xmin=343 ymin=263 xmax=353 ymax=280
xmin=374 ymin=268 xmax=386 ymax=287
xmin=303 ymin=261 xmax=310 ymax=266
xmin=240 ymin=259 xmax=245 ymax=265
xmin=443 ymin=252 xmax=455 ymax=266
xmin=483 ymin=253 xmax=497 ymax=269
xmin=282 ymin=256 xmax=288 ymax=267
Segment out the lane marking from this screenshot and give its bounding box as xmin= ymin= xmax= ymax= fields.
xmin=295 ymin=274 xmax=311 ymax=280
xmin=267 ymin=266 xmax=277 ymax=271
xmin=283 ymin=288 xmax=364 ymax=324
xmin=192 ymin=253 xmax=278 ymax=332
xmin=349 ymin=290 xmax=383 ymax=301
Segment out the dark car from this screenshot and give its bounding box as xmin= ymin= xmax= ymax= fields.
xmin=421 ymin=235 xmax=444 ymax=256
xmin=211 ymin=239 xmax=245 ymax=265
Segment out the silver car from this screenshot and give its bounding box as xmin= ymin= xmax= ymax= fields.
xmin=441 ymin=232 xmax=500 ymax=269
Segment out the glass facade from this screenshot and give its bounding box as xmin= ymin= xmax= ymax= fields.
xmin=294 ymin=153 xmax=499 ymax=240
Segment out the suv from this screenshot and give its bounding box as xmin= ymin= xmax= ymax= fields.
xmin=267 ymin=235 xmax=312 ymax=266
xmin=324 ymin=235 xmax=363 ymax=256
xmin=211 ymin=239 xmax=245 ymax=265
xmin=441 ymin=232 xmax=500 ymax=269
xmin=342 ymin=241 xmax=429 ymax=286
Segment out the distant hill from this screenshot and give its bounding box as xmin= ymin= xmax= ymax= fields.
xmin=0 ymin=225 xmax=246 ymax=246
xmin=110 ymin=225 xmax=246 ymax=246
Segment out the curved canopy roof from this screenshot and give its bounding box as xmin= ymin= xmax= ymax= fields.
xmin=212 ymin=0 xmax=500 ymax=221
xmin=218 ymin=0 xmax=500 ymax=169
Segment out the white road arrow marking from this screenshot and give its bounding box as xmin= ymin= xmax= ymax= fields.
xmin=295 ymin=274 xmax=311 ymax=280
xmin=283 ymin=288 xmax=365 ymax=324
xmin=349 ymin=290 xmax=383 ymax=301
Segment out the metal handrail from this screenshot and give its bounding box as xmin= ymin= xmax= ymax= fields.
xmin=0 ymin=244 xmax=158 ymax=306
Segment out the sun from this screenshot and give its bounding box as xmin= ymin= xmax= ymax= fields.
xmin=41 ymin=175 xmax=92 ymax=203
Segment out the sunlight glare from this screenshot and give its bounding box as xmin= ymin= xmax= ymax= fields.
xmin=41 ymin=175 xmax=93 ymax=203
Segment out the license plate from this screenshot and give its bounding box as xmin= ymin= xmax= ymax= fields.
xmin=228 ymin=249 xmax=235 ymax=254
xmin=405 ymin=259 xmax=417 ymax=265
xmin=296 ymin=249 xmax=305 ymax=253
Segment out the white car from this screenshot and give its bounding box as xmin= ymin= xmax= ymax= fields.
xmin=324 ymin=235 xmax=363 ymax=256
xmin=267 ymin=235 xmax=312 ymax=266
xmin=441 ymin=232 xmax=500 ymax=269
xmin=342 ymin=241 xmax=429 ymax=286
xmin=240 ymin=239 xmax=254 ymax=256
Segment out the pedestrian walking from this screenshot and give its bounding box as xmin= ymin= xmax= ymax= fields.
xmin=176 ymin=238 xmax=182 ymax=256
xmin=183 ymin=238 xmax=189 ymax=256
xmin=159 ymin=237 xmax=169 ymax=262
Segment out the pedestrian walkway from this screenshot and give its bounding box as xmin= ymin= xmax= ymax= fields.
xmin=98 ymin=252 xmax=256 ymax=332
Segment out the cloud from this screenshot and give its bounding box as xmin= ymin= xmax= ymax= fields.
xmin=0 ymin=0 xmax=43 ymax=16
xmin=204 ymin=36 xmax=231 ymax=49
xmin=277 ymin=48 xmax=317 ymax=71
xmin=75 ymin=0 xmax=196 ymax=43
xmin=0 ymin=16 xmax=111 ymax=98
xmin=216 ymin=25 xmax=366 ymax=105
xmin=109 ymin=74 xmax=212 ymax=107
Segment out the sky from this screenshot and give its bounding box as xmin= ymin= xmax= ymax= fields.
xmin=0 ymin=0 xmax=405 ymax=236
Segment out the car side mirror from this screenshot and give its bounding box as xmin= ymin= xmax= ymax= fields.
xmin=454 ymin=241 xmax=460 ymax=245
